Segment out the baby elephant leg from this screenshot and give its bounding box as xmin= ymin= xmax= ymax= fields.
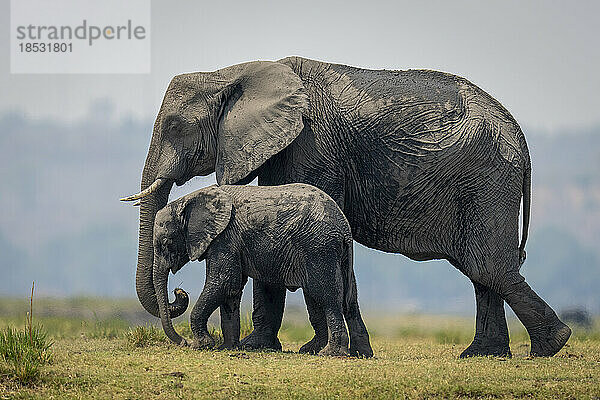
xmin=299 ymin=294 xmax=328 ymax=354
xmin=318 ymin=306 xmax=349 ymax=357
xmin=190 ymin=281 xmax=227 ymax=350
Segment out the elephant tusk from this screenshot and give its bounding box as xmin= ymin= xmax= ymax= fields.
xmin=132 ymin=201 xmax=141 ymax=207
xmin=120 ymin=178 xmax=166 ymax=202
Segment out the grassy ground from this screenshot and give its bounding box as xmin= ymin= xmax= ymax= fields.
xmin=1 ymin=298 xmax=599 ymax=399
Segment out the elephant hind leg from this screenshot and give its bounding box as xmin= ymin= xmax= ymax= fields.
xmin=344 ymin=301 xmax=373 ymax=358
xmin=462 ymin=232 xmax=570 ymax=357
xmin=299 ymin=294 xmax=328 ymax=355
xmin=304 ymin=276 xmax=349 ymax=357
xmin=301 ymin=291 xmax=349 ymax=357
xmin=452 ymin=187 xmax=521 ymax=358
xmin=344 ymin=274 xmax=373 ymax=357
xmin=460 ymin=280 xmax=511 ymax=358
xmin=318 ymin=305 xmax=349 ymax=357
xmin=495 ymin=272 xmax=571 ymax=357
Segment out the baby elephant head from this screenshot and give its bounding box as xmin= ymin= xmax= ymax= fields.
xmin=152 ymin=186 xmax=233 ymax=346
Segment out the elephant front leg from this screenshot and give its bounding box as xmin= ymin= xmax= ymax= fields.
xmin=460 ymin=281 xmax=511 ymax=358
xmin=239 ymin=280 xmax=284 ymax=351
xmin=190 ymin=282 xmax=226 ymax=350
xmin=219 ymin=293 xmax=243 ymax=350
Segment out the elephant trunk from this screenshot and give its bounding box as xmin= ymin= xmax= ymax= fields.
xmin=169 ymin=288 xmax=190 ymax=317
xmin=153 ymin=258 xmax=187 ymax=345
xmin=135 ymin=142 xmax=173 ymax=318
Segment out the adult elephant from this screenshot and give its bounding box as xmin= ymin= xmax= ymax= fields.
xmin=122 ymin=56 xmax=570 ymax=357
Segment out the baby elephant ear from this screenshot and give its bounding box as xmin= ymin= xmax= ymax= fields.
xmin=182 ymin=186 xmax=233 ymax=261
xmin=216 ymin=61 xmax=308 ymax=185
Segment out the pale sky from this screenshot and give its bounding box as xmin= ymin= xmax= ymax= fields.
xmin=1 ymin=0 xmax=599 ymax=131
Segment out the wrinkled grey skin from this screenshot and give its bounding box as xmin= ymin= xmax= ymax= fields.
xmin=169 ymin=288 xmax=189 ymax=317
xmin=128 ymin=56 xmax=570 ymax=358
xmin=152 ymin=184 xmax=373 ymax=357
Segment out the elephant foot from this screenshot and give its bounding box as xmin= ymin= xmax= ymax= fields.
xmin=191 ymin=334 xmax=215 ymax=350
xmin=530 ymin=320 xmax=571 ymax=357
xmin=218 ymin=341 xmax=240 ymax=350
xmin=459 ymin=337 xmax=511 ymax=358
xmin=239 ymin=329 xmax=282 ymax=351
xmin=349 ymin=335 xmax=374 ymax=358
xmin=318 ymin=343 xmax=349 ymax=357
xmin=299 ymin=334 xmax=328 ymax=355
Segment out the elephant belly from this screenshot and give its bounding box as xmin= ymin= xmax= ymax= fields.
xmin=240 ymin=238 xmax=306 ymax=288
xmin=343 ymin=138 xmax=475 ymax=260
xmin=345 ymin=175 xmax=450 ymax=258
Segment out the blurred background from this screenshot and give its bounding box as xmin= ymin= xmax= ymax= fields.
xmin=1 ymin=0 xmax=599 ymax=320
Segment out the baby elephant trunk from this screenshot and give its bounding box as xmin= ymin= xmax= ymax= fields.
xmin=169 ymin=288 xmax=189 ymax=317
xmin=153 ymin=266 xmax=189 ymax=346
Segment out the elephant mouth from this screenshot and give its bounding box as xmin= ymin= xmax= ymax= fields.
xmin=171 ymin=261 xmax=185 ymax=274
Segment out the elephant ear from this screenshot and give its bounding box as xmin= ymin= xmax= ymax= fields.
xmin=216 ymin=61 xmax=308 ymax=185
xmin=181 ymin=185 xmax=233 ymax=261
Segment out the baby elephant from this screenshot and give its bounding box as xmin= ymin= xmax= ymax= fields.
xmin=153 ymin=183 xmax=373 ymax=357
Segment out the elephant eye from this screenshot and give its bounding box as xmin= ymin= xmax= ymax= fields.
xmin=168 ymin=121 xmax=181 ymax=134
xmin=163 ymin=117 xmax=182 ymax=136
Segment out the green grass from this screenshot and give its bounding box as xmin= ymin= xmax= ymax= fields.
xmin=0 ymin=286 xmax=54 ymax=385
xmin=123 ymin=310 xmax=255 ymax=349
xmin=1 ymin=299 xmax=599 ymax=399
xmin=124 ymin=325 xmax=167 ymax=348
xmin=0 ymin=325 xmax=53 ymax=384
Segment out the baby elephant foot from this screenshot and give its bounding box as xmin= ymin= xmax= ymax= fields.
xmin=240 ymin=330 xmax=282 ymax=351
xmin=191 ymin=333 xmax=215 ymax=350
xmin=530 ymin=320 xmax=571 ymax=357
xmin=349 ymin=336 xmax=374 ymax=358
xmin=299 ymin=335 xmax=328 ymax=355
xmin=318 ymin=343 xmax=349 ymax=357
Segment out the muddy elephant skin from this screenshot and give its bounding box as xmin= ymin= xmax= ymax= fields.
xmin=151 ymin=184 xmax=373 ymax=357
xmin=122 ymin=57 xmax=570 ymax=357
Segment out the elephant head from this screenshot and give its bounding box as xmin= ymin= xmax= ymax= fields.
xmin=153 ymin=186 xmax=233 ymax=345
xmin=121 ymin=61 xmax=307 ymax=317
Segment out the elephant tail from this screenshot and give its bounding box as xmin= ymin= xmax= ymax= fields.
xmin=519 ymin=144 xmax=532 ymax=266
